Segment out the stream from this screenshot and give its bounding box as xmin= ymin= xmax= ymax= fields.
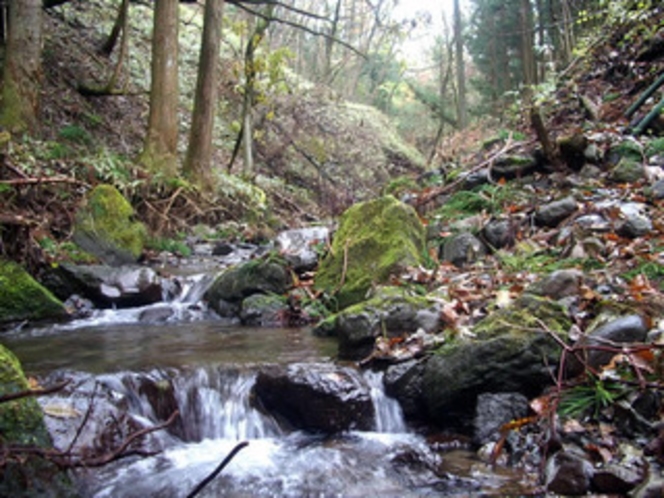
xmin=3 ymin=274 xmax=540 ymax=497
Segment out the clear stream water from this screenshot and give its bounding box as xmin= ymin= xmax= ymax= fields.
xmin=3 ymin=278 xmax=539 ymax=497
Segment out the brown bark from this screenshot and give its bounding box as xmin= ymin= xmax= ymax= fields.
xmin=1 ymin=0 xmax=43 ymax=134
xmin=141 ymin=0 xmax=180 ymax=176
xmin=183 ymin=0 xmax=225 ymax=187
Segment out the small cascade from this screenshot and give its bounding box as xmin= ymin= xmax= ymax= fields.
xmin=364 ymin=369 xmax=407 ymax=433
xmin=111 ymin=367 xmax=282 ymax=443
xmin=171 ymin=367 xmax=282 ymax=441
xmin=172 ymin=273 xmax=217 ymax=304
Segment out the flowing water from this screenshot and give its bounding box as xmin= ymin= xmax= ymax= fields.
xmin=3 ymin=274 xmax=539 ymax=497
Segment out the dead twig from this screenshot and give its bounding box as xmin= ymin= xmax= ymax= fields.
xmin=186 ymin=441 xmax=249 ymax=498
xmin=0 ymin=380 xmax=71 ymax=404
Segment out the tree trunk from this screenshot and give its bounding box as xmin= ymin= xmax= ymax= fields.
xmin=1 ymin=0 xmax=43 ymax=134
xmin=520 ymin=0 xmax=536 ymax=90
xmin=183 ymin=0 xmax=224 ymax=187
xmin=140 ymin=0 xmax=179 ymax=177
xmin=453 ymin=0 xmax=467 ymax=129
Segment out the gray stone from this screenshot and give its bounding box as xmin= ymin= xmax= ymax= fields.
xmin=442 ymin=232 xmax=487 ymax=267
xmin=481 ymin=218 xmax=514 ymax=250
xmin=473 ymin=392 xmax=530 ymax=445
xmin=567 ymin=314 xmax=649 ymax=377
xmin=528 ymin=269 xmax=583 ymax=300
xmin=46 ymin=263 xmax=163 ymax=309
xmin=535 ymin=196 xmax=578 ymax=227
xmin=276 ymin=226 xmax=330 ymax=272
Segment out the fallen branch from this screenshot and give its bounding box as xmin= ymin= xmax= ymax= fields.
xmin=413 ymin=138 xmax=528 ymax=208
xmin=186 ymin=441 xmax=249 ymax=498
xmin=0 ymin=380 xmax=71 ymax=404
xmin=0 ymin=176 xmax=87 ymax=186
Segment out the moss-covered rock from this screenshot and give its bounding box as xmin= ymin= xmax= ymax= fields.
xmin=313 ymin=286 xmax=443 ymax=360
xmin=0 ymin=259 xmax=67 ymax=325
xmin=0 ymin=345 xmax=72 ymax=496
xmin=314 ymin=196 xmax=425 ymax=309
xmin=422 ymin=294 xmax=571 ymax=429
xmin=609 ymin=157 xmax=645 ymax=184
xmin=73 ymin=184 xmax=147 ymax=266
xmin=204 ymin=258 xmax=292 ymax=317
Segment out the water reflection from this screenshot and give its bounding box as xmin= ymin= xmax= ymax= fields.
xmin=3 ymin=323 xmax=337 ymax=374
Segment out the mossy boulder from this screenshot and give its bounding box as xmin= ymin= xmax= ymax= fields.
xmin=422 ymin=294 xmax=570 ymax=429
xmin=0 ymin=259 xmax=67 ymax=325
xmin=313 ymin=286 xmax=442 ymax=360
xmin=314 ymin=196 xmax=425 ymax=309
xmin=204 ymin=258 xmax=292 ymax=318
xmin=73 ymin=184 xmax=147 ymax=266
xmin=0 ymin=345 xmax=72 ymax=496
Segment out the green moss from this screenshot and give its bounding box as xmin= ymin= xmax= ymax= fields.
xmin=609 ymin=157 xmax=645 ymax=183
xmin=611 ymin=140 xmax=643 ymax=162
xmin=0 ymin=259 xmax=67 ymax=324
xmin=74 ymin=184 xmax=147 ymax=263
xmin=645 ymin=137 xmax=664 ymax=157
xmin=473 ymin=294 xmax=571 ymax=340
xmin=0 ymin=345 xmax=51 ymax=446
xmin=315 ymin=196 xmax=425 ymax=309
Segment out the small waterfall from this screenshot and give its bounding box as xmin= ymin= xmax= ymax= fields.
xmin=172 ymin=367 xmax=282 ymax=441
xmin=95 ymin=367 xmax=282 ymax=445
xmin=364 ymin=369 xmax=407 ymax=433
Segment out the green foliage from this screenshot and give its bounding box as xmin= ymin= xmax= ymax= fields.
xmin=383 ymin=176 xmax=418 ymax=197
xmin=622 ymin=261 xmax=664 ymax=289
xmin=645 ymin=137 xmax=664 ymax=157
xmin=436 ymin=184 xmax=520 ymax=222
xmin=559 ymin=376 xmax=628 ymax=419
xmin=148 ymin=237 xmax=192 ymax=257
xmin=58 ymin=125 xmax=92 ymax=145
xmin=94 ymin=149 xmax=144 ymax=193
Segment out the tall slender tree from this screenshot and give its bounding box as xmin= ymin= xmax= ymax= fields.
xmin=140 ymin=0 xmax=180 ymax=177
xmin=453 ymin=0 xmax=467 ymax=129
xmin=183 ymin=0 xmax=225 ymax=186
xmin=0 ymin=0 xmax=43 ymax=134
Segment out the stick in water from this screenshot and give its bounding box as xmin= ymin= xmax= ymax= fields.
xmin=186 ymin=441 xmax=249 ymax=498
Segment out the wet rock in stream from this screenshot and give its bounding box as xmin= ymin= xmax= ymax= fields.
xmin=252 ymin=363 xmax=375 ymax=433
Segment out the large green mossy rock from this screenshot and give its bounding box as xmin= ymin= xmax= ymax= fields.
xmin=315 ymin=196 xmax=425 ymax=310
xmin=73 ymin=184 xmax=147 ymax=266
xmin=0 ymin=259 xmax=67 ymax=325
xmin=422 ymin=295 xmax=571 ymax=429
xmin=0 ymin=345 xmax=72 ymax=496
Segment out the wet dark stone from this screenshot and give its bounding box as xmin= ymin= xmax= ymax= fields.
xmin=383 ymin=360 xmax=425 ymax=420
xmin=212 ymin=242 xmax=234 ymax=256
xmin=252 ymin=363 xmax=375 ymax=433
xmin=136 ymin=375 xmax=185 ymax=440
xmin=592 ymin=464 xmax=644 ymax=494
xmin=545 ymin=450 xmax=593 ymax=495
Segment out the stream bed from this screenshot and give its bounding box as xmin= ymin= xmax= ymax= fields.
xmin=4 ymin=313 xmax=540 ymax=497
